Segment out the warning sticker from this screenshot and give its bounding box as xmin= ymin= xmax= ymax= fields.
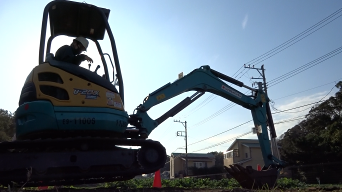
xmin=106 ymin=91 xmax=116 ymax=106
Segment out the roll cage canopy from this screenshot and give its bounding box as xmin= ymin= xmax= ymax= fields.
xmin=39 ymin=0 xmax=124 ymax=104
xmin=48 ymin=1 xmax=109 ymax=40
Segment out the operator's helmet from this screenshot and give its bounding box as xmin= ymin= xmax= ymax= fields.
xmin=74 ymin=36 xmax=89 ymax=51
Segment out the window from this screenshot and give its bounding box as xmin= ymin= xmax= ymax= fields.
xmin=225 ymin=152 xmax=233 ymax=158
xmin=233 ymin=149 xmax=239 ymax=157
xmin=245 ymin=153 xmax=248 ymax=158
xmin=194 ymin=162 xmax=205 ymax=168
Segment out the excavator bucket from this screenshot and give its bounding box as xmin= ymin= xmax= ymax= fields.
xmin=225 ymin=164 xmax=278 ymax=189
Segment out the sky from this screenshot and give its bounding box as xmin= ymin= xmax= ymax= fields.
xmin=0 ymin=0 xmax=342 ymax=156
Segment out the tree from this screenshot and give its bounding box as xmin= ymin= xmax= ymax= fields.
xmin=0 ymin=109 xmax=15 ymax=142
xmin=279 ymin=81 xmax=342 ymax=164
xmin=208 ymin=151 xmax=224 ymax=168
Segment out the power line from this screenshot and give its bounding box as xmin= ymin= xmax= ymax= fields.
xmin=188 ymin=120 xmax=252 ymax=146
xmin=271 ymin=101 xmax=324 ymax=114
xmin=185 ymin=47 xmax=342 ymax=128
xmin=189 ymin=102 xmax=236 ymax=129
xmin=191 ymin=131 xmax=252 ymax=152
xmin=187 ymin=89 xmax=335 ymax=148
xmin=274 ymin=116 xmax=306 ymax=125
xmin=272 ymin=78 xmax=341 ymax=100
xmin=233 ymin=8 xmax=342 ymax=80
xmin=188 ymin=90 xmax=250 ymax=129
xmin=271 ymin=84 xmax=336 ymax=114
xmin=267 ymin=46 xmax=342 ymax=85
xmin=183 ymin=8 xmax=342 ymax=123
xmin=176 ymin=84 xmax=337 ymax=154
xmin=183 ymin=95 xmax=217 ymax=118
xmin=267 ymin=46 xmax=342 ymax=87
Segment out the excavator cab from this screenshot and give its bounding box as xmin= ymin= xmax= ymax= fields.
xmin=16 ymin=0 xmax=128 ymax=140
xmin=0 ymin=0 xmax=167 ymax=187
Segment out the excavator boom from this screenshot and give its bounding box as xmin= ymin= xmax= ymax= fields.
xmin=128 ymin=65 xmax=286 ymax=189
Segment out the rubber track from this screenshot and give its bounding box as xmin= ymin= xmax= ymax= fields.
xmin=0 ymin=137 xmax=166 ymax=187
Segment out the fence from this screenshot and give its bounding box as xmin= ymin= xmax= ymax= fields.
xmin=287 ymin=161 xmax=342 ymax=184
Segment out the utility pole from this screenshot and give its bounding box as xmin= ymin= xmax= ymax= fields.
xmin=244 ymin=64 xmax=281 ymax=160
xmin=174 ymin=120 xmax=188 ymax=176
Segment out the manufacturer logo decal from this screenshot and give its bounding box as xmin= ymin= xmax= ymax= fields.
xmin=221 ymin=85 xmax=242 ymax=98
xmin=73 ymin=89 xmax=100 ymax=99
xmin=156 ymin=93 xmax=166 ymax=101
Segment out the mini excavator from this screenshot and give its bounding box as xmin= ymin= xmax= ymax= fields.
xmin=0 ymin=0 xmax=286 ymax=189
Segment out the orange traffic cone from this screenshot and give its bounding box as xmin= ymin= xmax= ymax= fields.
xmin=152 ymin=169 xmax=162 ymax=188
xmin=257 ymin=164 xmax=261 ymax=171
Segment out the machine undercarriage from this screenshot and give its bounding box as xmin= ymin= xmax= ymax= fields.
xmin=0 ymin=137 xmax=166 ymax=187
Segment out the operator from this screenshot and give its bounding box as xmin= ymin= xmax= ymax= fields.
xmin=55 ymin=36 xmax=93 ymax=65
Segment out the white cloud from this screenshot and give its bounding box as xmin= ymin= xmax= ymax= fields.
xmin=272 ymin=91 xmax=335 ymax=136
xmin=242 ymin=14 xmax=248 ymax=29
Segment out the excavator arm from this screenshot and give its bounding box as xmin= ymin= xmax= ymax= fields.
xmin=128 ymin=65 xmax=285 ymax=189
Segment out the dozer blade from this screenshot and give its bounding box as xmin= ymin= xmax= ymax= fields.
xmin=225 ymin=164 xmax=278 ymax=189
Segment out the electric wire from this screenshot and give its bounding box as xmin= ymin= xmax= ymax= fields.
xmin=170 ymin=91 xmax=333 ymax=156
xmin=272 ymin=78 xmax=341 ymax=100
xmin=189 ymin=102 xmax=236 ymax=129
xmin=271 ymin=84 xmax=336 ymax=114
xmin=186 ymin=89 xmax=334 ymax=151
xmin=274 ymin=116 xmax=306 ymax=125
xmin=271 ymin=101 xmax=324 ymax=114
xmin=184 ymin=8 xmax=342 ymax=121
xmin=233 ymin=8 xmax=342 ymax=80
xmin=188 ymin=120 xmax=252 ymax=146
xmin=188 ymin=90 xmax=250 ymax=129
xmin=191 ymin=131 xmax=252 ymax=152
xmin=170 ymin=9 xmax=342 ymax=152
xmin=267 ymin=46 xmax=342 ymax=88
xmin=183 ymin=95 xmax=217 ymax=118
xmin=183 ymin=17 xmax=342 ymax=126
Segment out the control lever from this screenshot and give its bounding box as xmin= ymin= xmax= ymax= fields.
xmin=94 ymin=65 xmax=101 ymax=74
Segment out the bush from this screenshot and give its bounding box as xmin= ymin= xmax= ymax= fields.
xmin=276 ymin=177 xmax=307 ymax=189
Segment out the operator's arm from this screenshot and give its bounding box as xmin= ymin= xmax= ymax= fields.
xmin=76 ymin=54 xmax=93 ymax=64
xmin=55 ymin=45 xmax=92 ymax=65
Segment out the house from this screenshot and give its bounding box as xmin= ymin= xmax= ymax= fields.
xmin=223 ymin=139 xmax=265 ymax=170
xmin=170 ymin=153 xmax=215 ymax=178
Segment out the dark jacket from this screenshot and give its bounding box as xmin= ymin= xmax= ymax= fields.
xmin=55 ymin=45 xmax=87 ymax=65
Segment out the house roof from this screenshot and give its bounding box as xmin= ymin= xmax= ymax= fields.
xmin=171 ymin=153 xmax=215 ymax=159
xmin=242 ymin=143 xmax=260 ymax=148
xmin=227 ymin=139 xmax=259 ymax=151
xmin=180 ymin=157 xmax=214 ymax=162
